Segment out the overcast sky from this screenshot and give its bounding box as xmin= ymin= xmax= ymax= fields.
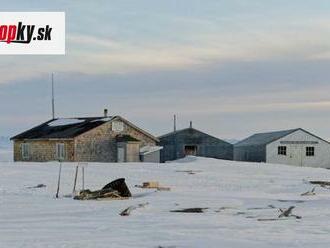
xmin=1 ymin=0 xmax=330 ymax=140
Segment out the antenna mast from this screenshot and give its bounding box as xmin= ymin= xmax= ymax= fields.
xmin=174 ymin=114 xmax=177 ymax=132
xmin=51 ymin=73 xmax=55 ymax=119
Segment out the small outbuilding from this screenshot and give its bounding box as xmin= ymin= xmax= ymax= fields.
xmin=234 ymin=128 xmax=330 ymax=168
xmin=11 ymin=114 xmax=160 ymax=163
xmin=158 ymin=123 xmax=233 ymax=162
xmin=139 ymin=146 xmax=163 ymax=163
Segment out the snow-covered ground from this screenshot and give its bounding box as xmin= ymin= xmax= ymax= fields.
xmin=1 ymin=157 xmax=330 ymax=247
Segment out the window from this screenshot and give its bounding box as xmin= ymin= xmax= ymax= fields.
xmin=21 ymin=143 xmax=30 ymax=159
xmin=306 ymin=147 xmax=315 ymax=157
xmin=184 ymin=145 xmax=197 ymax=156
xmin=278 ymin=146 xmax=287 ymax=155
xmin=112 ymin=121 xmax=124 ymax=132
xmin=56 ymin=143 xmax=65 ymax=160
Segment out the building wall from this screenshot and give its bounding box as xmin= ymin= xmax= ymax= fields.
xmin=142 ymin=151 xmax=161 ymax=163
xmin=233 ymin=145 xmax=266 ymax=162
xmin=159 ymin=128 xmax=233 ymax=162
xmin=13 ymin=139 xmax=74 ymax=162
xmin=117 ymin=142 xmax=140 ymax=162
xmin=126 ymin=143 xmax=140 ymax=162
xmin=266 ymin=129 xmax=330 ymax=168
xmin=74 ymin=119 xmax=156 ymax=162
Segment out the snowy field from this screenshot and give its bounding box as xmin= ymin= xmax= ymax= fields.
xmin=1 ymin=157 xmax=330 ymax=248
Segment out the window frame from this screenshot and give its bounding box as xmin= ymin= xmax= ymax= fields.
xmin=56 ymin=143 xmax=65 ymax=160
xmin=306 ymin=146 xmax=315 ymax=157
xmin=21 ymin=143 xmax=30 ymax=159
xmin=278 ymin=146 xmax=287 ymax=156
xmin=112 ymin=121 xmax=124 ymax=132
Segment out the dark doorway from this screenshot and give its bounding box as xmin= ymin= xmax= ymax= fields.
xmin=184 ymin=145 xmax=197 ymax=156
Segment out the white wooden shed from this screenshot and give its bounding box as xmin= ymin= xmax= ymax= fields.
xmin=234 ymin=128 xmax=330 ymax=168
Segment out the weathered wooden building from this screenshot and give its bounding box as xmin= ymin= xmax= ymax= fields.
xmin=234 ymin=128 xmax=330 ymax=168
xmin=11 ymin=115 xmax=160 ymax=163
xmin=159 ymin=123 xmax=233 ymax=162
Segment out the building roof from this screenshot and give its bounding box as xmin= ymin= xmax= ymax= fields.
xmin=11 ymin=117 xmax=114 ymax=140
xmin=11 ymin=116 xmax=159 ymax=142
xmin=235 ymin=128 xmax=301 ymax=147
xmin=158 ymin=127 xmax=231 ymax=144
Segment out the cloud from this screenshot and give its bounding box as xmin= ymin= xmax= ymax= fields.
xmin=67 ymin=34 xmax=120 ymax=49
xmin=1 ymin=16 xmax=330 ymax=85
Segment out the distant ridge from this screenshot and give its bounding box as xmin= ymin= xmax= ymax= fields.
xmin=0 ymin=136 xmax=11 ymax=149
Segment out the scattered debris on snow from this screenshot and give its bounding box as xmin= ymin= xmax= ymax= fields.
xmin=277 ymin=199 xmax=305 ymax=203
xmin=120 ymin=202 xmax=149 ymax=216
xmin=74 ymin=178 xmax=131 ymax=200
xmin=175 ymin=170 xmax=203 ymax=175
xmin=170 ymin=208 xmax=208 ymax=213
xmin=257 ymin=206 xmax=302 ymax=221
xmin=278 ymin=206 xmax=302 ymax=219
xmin=135 ymin=181 xmax=171 ymax=191
xmin=247 ymin=205 xmax=276 ymax=210
xmin=301 ymin=187 xmax=316 ymax=196
xmin=310 ymin=180 xmax=330 ymax=188
xmin=26 ymin=184 xmax=46 ymax=189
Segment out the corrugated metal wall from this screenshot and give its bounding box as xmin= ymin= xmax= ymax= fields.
xmin=233 ymin=145 xmax=266 ymax=162
xmin=159 ymin=128 xmax=233 ymax=162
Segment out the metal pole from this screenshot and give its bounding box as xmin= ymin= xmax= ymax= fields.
xmin=72 ymin=166 xmax=78 ymax=194
xmin=55 ymin=161 xmax=62 ymax=198
xmin=300 ymin=145 xmax=303 ymax=167
xmin=82 ymin=166 xmax=85 ymax=190
xmin=174 ymin=114 xmax=177 ymax=160
xmin=51 ymin=73 xmax=55 ymax=119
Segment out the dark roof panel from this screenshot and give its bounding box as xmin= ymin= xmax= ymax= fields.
xmin=11 ymin=117 xmax=114 ymax=140
xmin=235 ymin=128 xmax=299 ymax=147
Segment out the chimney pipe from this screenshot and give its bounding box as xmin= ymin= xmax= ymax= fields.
xmin=104 ymin=109 xmax=108 ymax=117
xmin=189 ymin=121 xmax=192 ymax=128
